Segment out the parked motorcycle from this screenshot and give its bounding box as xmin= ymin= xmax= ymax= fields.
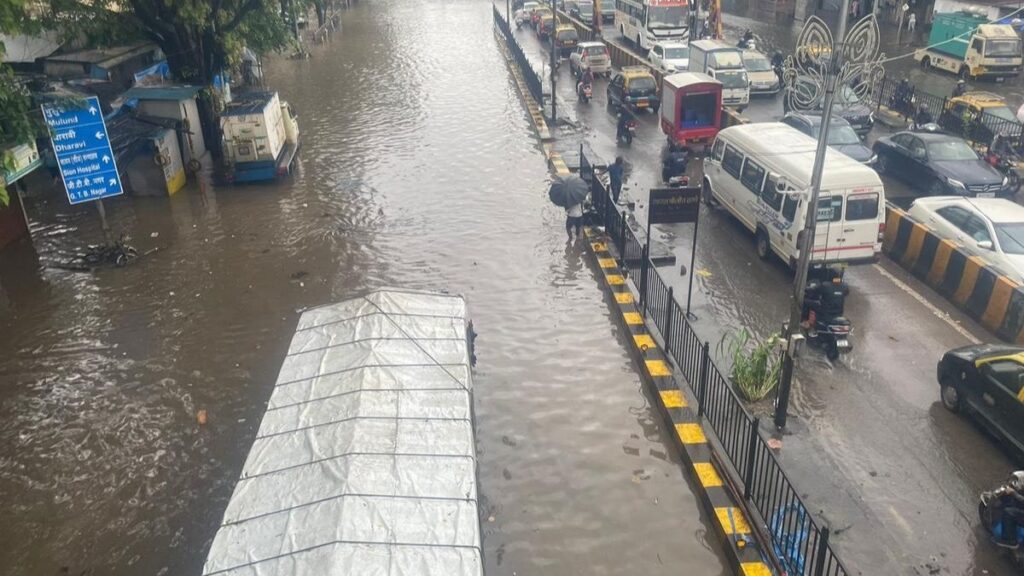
xmin=801 ymin=263 xmax=852 ymax=361
xmin=979 ymin=474 xmax=1024 ymax=569
xmin=986 ymin=141 xmax=1023 ymax=195
xmin=577 ymin=81 xmax=592 ymax=103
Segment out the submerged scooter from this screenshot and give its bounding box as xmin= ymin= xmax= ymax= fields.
xmin=801 ymin=263 xmax=852 ymax=361
xmin=979 ymin=472 xmax=1024 ymax=569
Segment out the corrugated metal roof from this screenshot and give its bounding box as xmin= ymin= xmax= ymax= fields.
xmin=202 ymin=289 xmax=483 ymax=576
xmin=43 ymin=43 xmax=156 ymax=66
xmin=122 ymin=85 xmax=203 ymax=101
xmin=222 ymin=91 xmax=277 ymax=116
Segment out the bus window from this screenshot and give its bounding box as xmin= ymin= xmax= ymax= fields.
xmin=761 ymin=175 xmax=783 ymax=211
xmin=845 ymin=192 xmax=879 ymax=221
xmin=818 ymin=195 xmax=843 ymax=222
xmin=740 ymin=159 xmax=766 ymax=195
xmin=722 ymin=144 xmax=743 ymax=178
xmin=782 ymin=194 xmax=798 ymax=222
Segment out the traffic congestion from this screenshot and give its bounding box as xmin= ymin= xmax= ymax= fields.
xmin=511 ymin=0 xmax=1024 ymax=573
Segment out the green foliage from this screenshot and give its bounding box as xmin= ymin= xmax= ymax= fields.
xmin=717 ymin=328 xmax=783 ymax=402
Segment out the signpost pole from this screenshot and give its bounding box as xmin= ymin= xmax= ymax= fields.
xmin=685 ymin=210 xmax=699 ymax=320
xmin=95 ymin=199 xmax=113 ymax=244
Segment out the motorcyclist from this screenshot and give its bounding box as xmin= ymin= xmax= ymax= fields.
xmin=952 ymin=79 xmax=967 ymax=98
xmin=912 ymin=103 xmax=933 ymax=129
xmin=995 ymin=472 xmax=1024 ymax=546
xmin=616 ymin=109 xmax=632 ymax=142
xmin=802 ymin=265 xmax=848 ymax=333
xmin=738 ymin=29 xmax=754 ymax=49
xmin=578 ymin=67 xmax=594 ymax=96
xmin=771 ymin=51 xmax=785 ymax=82
xmin=892 ymin=78 xmax=915 ymax=118
xmin=661 ymin=146 xmax=689 ymax=183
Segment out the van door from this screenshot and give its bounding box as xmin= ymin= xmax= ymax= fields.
xmin=718 ymin=143 xmax=747 ymax=219
xmin=814 ymin=189 xmax=881 ymax=263
xmin=760 ymin=174 xmax=788 ymax=256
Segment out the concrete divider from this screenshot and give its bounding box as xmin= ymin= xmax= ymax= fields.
xmin=883 ymin=204 xmax=1024 ymax=342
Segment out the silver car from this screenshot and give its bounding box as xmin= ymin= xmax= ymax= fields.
xmin=907 ymin=196 xmax=1024 ymax=282
xmin=569 ymin=41 xmax=612 ymax=77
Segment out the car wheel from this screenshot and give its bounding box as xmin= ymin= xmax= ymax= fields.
xmin=755 ymin=228 xmax=771 ymax=261
xmin=941 ymin=378 xmax=964 ymax=413
xmin=702 ymin=178 xmax=717 ymax=206
xmin=920 ymin=56 xmax=930 ymax=69
xmin=929 ymin=179 xmax=947 ymax=196
xmin=959 ymin=66 xmax=971 ymax=80
xmin=876 ymin=152 xmax=889 ymax=174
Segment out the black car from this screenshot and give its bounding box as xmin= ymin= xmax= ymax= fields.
xmin=873 ymin=131 xmax=1010 ymax=197
xmin=606 ymin=69 xmax=660 ymax=113
xmin=784 ymin=79 xmax=874 ymax=137
xmin=781 ymin=113 xmax=875 ymax=164
xmin=938 ymin=344 xmax=1024 ymax=458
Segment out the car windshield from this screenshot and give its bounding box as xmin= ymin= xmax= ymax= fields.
xmin=709 ymin=51 xmax=743 ymax=67
xmin=812 ymin=123 xmax=861 ymax=145
xmin=744 ymin=54 xmax=771 ymax=71
xmin=927 ymin=139 xmax=978 ymax=161
xmin=586 ymin=45 xmax=606 ymax=56
xmin=995 ymin=223 xmax=1024 ymax=254
xmin=628 ymin=77 xmax=656 ymax=92
xmin=664 ymin=47 xmax=689 ymax=60
xmin=647 ymin=5 xmax=686 ymax=28
xmin=717 ymin=70 xmax=748 ymax=89
xmin=557 ymin=29 xmax=578 ymax=41
xmin=986 ymin=38 xmax=1022 ymax=57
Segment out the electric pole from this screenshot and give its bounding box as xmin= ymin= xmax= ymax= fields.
xmin=775 ymin=2 xmax=853 ymax=430
xmin=550 ymin=0 xmax=557 ymax=123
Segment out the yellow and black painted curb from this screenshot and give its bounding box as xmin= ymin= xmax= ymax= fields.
xmin=584 ymin=227 xmax=775 ymax=576
xmin=494 ymin=30 xmax=552 ymax=142
xmin=884 ymin=205 xmax=1024 ymax=343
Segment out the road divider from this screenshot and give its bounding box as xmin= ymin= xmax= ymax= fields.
xmin=884 ymin=204 xmax=1024 ymax=342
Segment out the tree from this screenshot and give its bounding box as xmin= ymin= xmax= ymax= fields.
xmin=0 ymin=0 xmax=38 ymax=207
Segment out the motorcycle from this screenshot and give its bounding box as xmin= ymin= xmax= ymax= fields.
xmin=986 ymin=148 xmax=1023 ymax=195
xmin=979 ymin=479 xmax=1024 ymax=568
xmin=577 ymin=81 xmax=592 ymax=103
xmin=617 ymin=119 xmax=637 ymax=145
xmin=801 ymin=263 xmax=852 ymax=361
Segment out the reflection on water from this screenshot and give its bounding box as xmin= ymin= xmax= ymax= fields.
xmin=0 ymin=1 xmax=726 ymax=575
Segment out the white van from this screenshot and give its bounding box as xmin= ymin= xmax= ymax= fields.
xmin=566 ymin=0 xmax=593 ymax=22
xmin=703 ymin=122 xmax=885 ymax=266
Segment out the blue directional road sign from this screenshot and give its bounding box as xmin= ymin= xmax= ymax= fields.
xmin=42 ymin=96 xmax=124 ymax=205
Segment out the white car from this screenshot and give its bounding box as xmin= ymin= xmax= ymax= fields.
xmin=569 ymin=41 xmax=612 ymax=76
xmin=515 ymin=2 xmax=539 ymax=23
xmin=907 ymin=196 xmax=1024 ymax=282
xmin=648 ymin=41 xmax=689 ymax=73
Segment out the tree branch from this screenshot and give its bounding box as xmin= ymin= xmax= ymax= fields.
xmin=222 ymin=0 xmax=263 ymax=33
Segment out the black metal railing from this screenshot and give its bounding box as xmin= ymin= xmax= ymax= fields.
xmin=582 ymin=153 xmax=851 ymax=576
xmin=869 ymin=76 xmax=1023 ymax=149
xmin=493 ymin=7 xmax=545 ymax=113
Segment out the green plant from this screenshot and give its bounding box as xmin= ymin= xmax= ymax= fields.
xmin=717 ymin=328 xmax=783 ymax=402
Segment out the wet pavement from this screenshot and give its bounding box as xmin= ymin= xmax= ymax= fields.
xmin=516 ymin=10 xmax=1021 ymax=575
xmin=0 ymin=2 xmax=732 ymax=575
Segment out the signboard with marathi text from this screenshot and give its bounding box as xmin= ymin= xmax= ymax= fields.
xmin=649 ymin=186 xmax=700 ymax=224
xmin=42 ymin=96 xmax=123 ymax=205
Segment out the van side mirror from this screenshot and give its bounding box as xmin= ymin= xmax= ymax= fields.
xmin=978 ymin=240 xmax=994 ymax=250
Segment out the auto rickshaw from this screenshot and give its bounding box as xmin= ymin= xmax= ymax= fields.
xmin=554 ymin=24 xmax=578 ymax=57
xmin=532 ymin=7 xmax=552 ymax=28
xmin=938 ymin=91 xmax=1024 ymax=146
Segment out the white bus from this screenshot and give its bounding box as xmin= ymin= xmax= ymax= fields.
xmin=614 ymin=0 xmax=688 ymax=52
xmin=703 ymin=123 xmax=885 ymax=267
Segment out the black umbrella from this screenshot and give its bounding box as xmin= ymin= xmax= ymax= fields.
xmin=548 ymin=175 xmax=589 ymax=208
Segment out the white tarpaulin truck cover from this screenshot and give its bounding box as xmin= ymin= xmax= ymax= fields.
xmin=202 ymin=289 xmax=482 ymax=576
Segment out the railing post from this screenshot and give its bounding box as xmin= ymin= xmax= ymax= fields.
xmin=640 ymin=243 xmax=649 ymax=316
xmin=813 ymin=527 xmax=831 ymax=576
xmin=619 ymin=211 xmax=627 ymax=253
xmin=743 ymin=416 xmax=760 ymax=500
xmin=697 ymin=341 xmax=709 ymax=417
xmin=664 ymin=286 xmax=674 ymax=354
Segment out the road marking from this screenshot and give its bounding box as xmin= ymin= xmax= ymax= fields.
xmin=614 ymin=292 xmax=633 ymax=304
xmin=873 ymin=264 xmax=980 ymax=344
xmin=676 ymin=423 xmax=706 ymax=444
xmin=740 ymin=562 xmax=773 ymax=576
xmin=633 ymin=333 xmax=656 ymax=350
xmin=659 ymin=389 xmax=686 ymax=408
xmin=645 ymin=359 xmax=671 ymax=377
xmin=714 ymin=507 xmax=751 ymax=534
xmin=693 ymin=462 xmax=723 ymax=487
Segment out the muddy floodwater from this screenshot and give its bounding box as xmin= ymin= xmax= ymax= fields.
xmin=0 ymin=1 xmax=727 ymax=574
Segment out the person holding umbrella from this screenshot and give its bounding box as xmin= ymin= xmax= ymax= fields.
xmin=548 ymin=175 xmax=590 ymax=241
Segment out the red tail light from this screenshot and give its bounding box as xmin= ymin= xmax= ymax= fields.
xmin=829 ymin=324 xmax=851 ymax=334
xmin=877 ymin=222 xmax=885 ymax=243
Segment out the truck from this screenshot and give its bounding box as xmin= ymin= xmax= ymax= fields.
xmin=220 ymin=91 xmax=301 ymax=184
xmin=687 ymin=39 xmax=749 ymax=109
xmin=915 ymin=11 xmax=1022 ymax=80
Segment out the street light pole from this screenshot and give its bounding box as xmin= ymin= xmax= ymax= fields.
xmin=550 ymin=0 xmax=557 ymax=122
xmin=774 ymin=1 xmax=852 ymax=430
xmin=507 ymin=0 xmax=511 ymax=27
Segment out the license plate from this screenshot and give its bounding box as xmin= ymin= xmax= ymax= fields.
xmin=977 ymin=192 xmax=996 ymax=198
xmin=836 ymin=338 xmax=850 ymax=349
xmin=636 ymin=101 xmax=648 ymax=107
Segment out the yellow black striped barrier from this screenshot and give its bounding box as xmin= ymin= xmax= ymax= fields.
xmin=884 ymin=205 xmax=1024 ymax=342
xmin=585 ymin=227 xmax=775 ymax=576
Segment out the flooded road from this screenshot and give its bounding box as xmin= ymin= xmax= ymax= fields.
xmin=0 ymin=1 xmax=728 ymax=575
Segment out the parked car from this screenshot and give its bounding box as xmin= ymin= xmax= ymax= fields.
xmin=907 ymin=196 xmax=1024 ymax=281
xmin=742 ymin=49 xmax=780 ymax=95
xmin=939 ymin=91 xmax=1024 ymax=145
xmin=937 ymin=343 xmax=1024 ymax=458
xmin=570 ymin=41 xmax=612 ymax=77
xmin=648 ymin=41 xmax=689 ymax=73
xmin=873 ymin=130 xmax=1010 ymax=197
xmin=607 ymin=66 xmax=660 ymax=113
xmin=785 ymin=78 xmax=874 ymax=136
xmin=781 ymin=113 xmax=874 ymax=164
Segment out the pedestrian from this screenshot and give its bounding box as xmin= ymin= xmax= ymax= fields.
xmin=608 ymin=156 xmax=624 ymax=205
xmin=907 ymin=11 xmax=916 ymax=34
xmin=565 ymin=201 xmax=583 ymax=241
xmin=850 ymin=0 xmax=859 ymax=20
xmin=952 ymin=79 xmax=967 ymax=98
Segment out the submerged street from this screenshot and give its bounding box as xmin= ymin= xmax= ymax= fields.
xmin=0 ymin=1 xmax=727 ymax=575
